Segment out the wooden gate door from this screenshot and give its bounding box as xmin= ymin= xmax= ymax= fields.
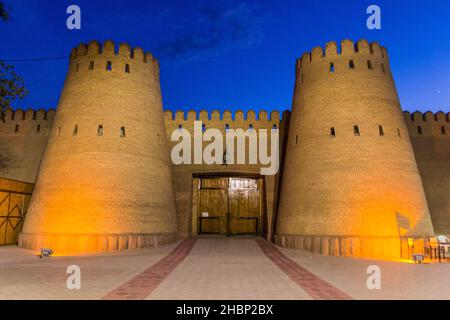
xmin=228 ymin=178 xmax=260 ymax=235
xmin=0 ymin=192 xmax=31 ymax=245
xmin=198 ymin=178 xmax=229 ymax=234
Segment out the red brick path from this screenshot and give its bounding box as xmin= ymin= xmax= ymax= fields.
xmin=103 ymin=239 xmax=197 ymax=300
xmin=257 ymin=239 xmax=353 ymax=300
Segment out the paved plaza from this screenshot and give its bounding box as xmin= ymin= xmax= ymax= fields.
xmin=1 ymin=237 xmax=449 ymax=300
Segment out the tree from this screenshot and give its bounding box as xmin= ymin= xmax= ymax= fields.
xmin=0 ymin=2 xmax=9 ymax=21
xmin=0 ymin=2 xmax=28 ymax=121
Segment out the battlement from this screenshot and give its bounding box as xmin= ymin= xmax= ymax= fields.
xmin=70 ymin=40 xmax=157 ymax=64
xmin=296 ymin=39 xmax=389 ymax=73
xmin=68 ymin=40 xmax=159 ymax=79
xmin=0 ymin=108 xmax=55 ymax=137
xmin=2 ymin=108 xmax=56 ymax=121
xmin=404 ymin=111 xmax=450 ymax=137
xmin=163 ymin=110 xmax=283 ymax=123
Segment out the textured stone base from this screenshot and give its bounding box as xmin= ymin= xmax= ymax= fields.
xmin=274 ymin=234 xmax=431 ymax=260
xmin=18 ymin=233 xmax=178 ymax=255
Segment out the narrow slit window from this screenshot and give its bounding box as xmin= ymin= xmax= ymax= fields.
xmin=14 ymin=125 xmax=19 ymax=133
xmin=202 ymin=124 xmax=206 ymax=132
xmin=120 ymin=127 xmax=126 ymax=137
xmin=106 ymin=61 xmax=112 ymax=71
xmin=73 ymin=125 xmax=78 ymax=136
xmin=418 ymin=126 xmax=423 ymax=135
xmin=76 ymin=63 xmax=79 ymax=72
xmin=97 ymin=125 xmax=104 ymax=136
xmin=330 ymin=127 xmax=336 ymax=137
xmin=381 ymin=63 xmax=386 ymax=73
xmin=329 ymin=63 xmax=335 ymax=73
xmin=441 ymin=126 xmax=446 ymax=135
xmin=301 ymin=74 xmax=304 ymax=83
xmin=367 ymin=60 xmax=373 ymax=70
xmin=354 ymin=125 xmax=360 ymax=136
xmin=397 ymin=128 xmax=401 ymax=138
xmin=89 ymin=61 xmax=94 ymax=70
xmin=349 ymin=60 xmax=355 ymax=69
xmin=295 ymin=135 xmax=298 ymax=145
xmin=379 ymin=125 xmax=384 ymax=136
xmin=125 ymin=64 xmax=130 ymax=73
xmin=36 ymin=125 xmax=41 ymax=133
xmin=57 ymin=127 xmax=61 ymax=136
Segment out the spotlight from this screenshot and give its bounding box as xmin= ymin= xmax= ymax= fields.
xmin=40 ymin=248 xmax=53 ymax=259
xmin=412 ymin=254 xmax=424 ymax=264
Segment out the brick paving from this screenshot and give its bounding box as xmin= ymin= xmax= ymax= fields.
xmin=148 ymin=237 xmax=311 ymax=300
xmin=2 ymin=237 xmax=450 ymax=300
xmin=256 ymin=239 xmax=352 ymax=300
xmin=103 ymin=239 xmax=197 ymax=300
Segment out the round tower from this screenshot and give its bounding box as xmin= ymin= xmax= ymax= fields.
xmin=19 ymin=40 xmax=178 ymax=254
xmin=275 ymin=40 xmax=435 ymax=259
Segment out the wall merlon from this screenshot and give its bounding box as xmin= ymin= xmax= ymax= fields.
xmin=223 ymin=110 xmax=233 ymax=121
xmin=369 ymin=42 xmax=382 ymax=57
xmin=211 ymin=110 xmax=221 ymax=121
xmin=340 ymin=39 xmax=355 ymax=55
xmin=118 ymin=42 xmax=131 ymax=56
xmin=271 ymin=111 xmax=281 ymax=121
xmin=325 ymin=41 xmax=338 ymax=57
xmin=311 ymin=46 xmax=324 ymax=61
xmin=87 ymin=40 xmax=101 ymax=55
xmin=187 ymin=110 xmax=197 ymax=120
xmin=259 ymin=110 xmax=268 ymax=121
xmin=246 ymin=110 xmax=256 ymax=121
xmin=355 ymin=39 xmax=370 ymax=54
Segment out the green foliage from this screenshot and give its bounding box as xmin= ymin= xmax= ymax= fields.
xmin=0 ymin=61 xmax=28 ymax=119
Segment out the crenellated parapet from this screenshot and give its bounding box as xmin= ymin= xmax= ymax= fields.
xmin=163 ymin=109 xmax=283 ymax=132
xmin=68 ymin=40 xmax=159 ymax=81
xmin=0 ymin=108 xmax=56 ymax=136
xmin=404 ymin=111 xmax=450 ymax=137
xmin=296 ymin=39 xmax=391 ymax=83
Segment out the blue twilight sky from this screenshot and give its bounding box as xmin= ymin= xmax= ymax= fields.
xmin=0 ymin=0 xmax=449 ymax=114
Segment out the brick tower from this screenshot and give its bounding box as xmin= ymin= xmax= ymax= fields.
xmin=19 ymin=40 xmax=178 ymax=254
xmin=275 ymin=40 xmax=435 ymax=259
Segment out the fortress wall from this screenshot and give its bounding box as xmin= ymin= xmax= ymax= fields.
xmin=19 ymin=41 xmax=178 ymax=254
xmin=404 ymin=111 xmax=450 ymax=234
xmin=163 ymin=109 xmax=285 ymax=238
xmin=275 ymin=40 xmax=435 ymax=259
xmin=0 ymin=109 xmax=55 ymax=183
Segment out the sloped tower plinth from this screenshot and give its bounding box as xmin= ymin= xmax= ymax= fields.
xmin=19 ymin=41 xmax=178 ymax=254
xmin=275 ymin=40 xmax=435 ymax=259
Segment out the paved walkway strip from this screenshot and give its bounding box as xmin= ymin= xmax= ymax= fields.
xmin=256 ymin=239 xmax=352 ymax=300
xmin=103 ymin=239 xmax=197 ymax=300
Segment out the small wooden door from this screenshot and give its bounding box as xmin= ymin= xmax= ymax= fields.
xmin=197 ymin=177 xmax=261 ymax=236
xmin=198 ymin=178 xmax=228 ymax=234
xmin=229 ymin=178 xmax=260 ymax=235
